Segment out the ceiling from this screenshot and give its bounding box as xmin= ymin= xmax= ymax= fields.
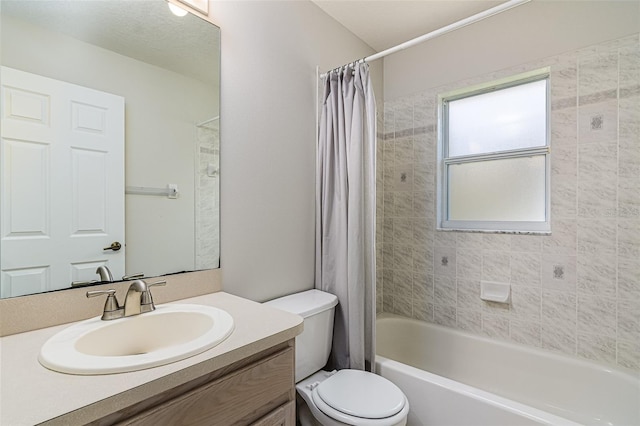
xmin=311 ymin=0 xmax=507 ymax=52
xmin=4 ymin=0 xmax=508 ymax=81
xmin=1 ymin=1 xmax=220 ymax=86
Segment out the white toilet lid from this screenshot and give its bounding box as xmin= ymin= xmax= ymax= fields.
xmin=315 ymin=370 xmax=406 ymax=419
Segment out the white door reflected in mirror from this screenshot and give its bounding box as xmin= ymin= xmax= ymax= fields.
xmin=1 ymin=66 xmax=125 ymax=298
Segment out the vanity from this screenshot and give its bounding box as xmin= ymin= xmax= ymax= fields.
xmin=0 ymin=2 xmax=304 ymax=424
xmin=0 ymin=271 xmax=303 ymax=425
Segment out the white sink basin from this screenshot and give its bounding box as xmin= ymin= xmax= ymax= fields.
xmin=38 ymin=304 xmax=234 ymax=375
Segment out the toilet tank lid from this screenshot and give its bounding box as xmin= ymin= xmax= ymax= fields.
xmin=264 ymin=289 xmax=338 ymax=318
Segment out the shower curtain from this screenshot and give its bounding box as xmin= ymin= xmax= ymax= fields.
xmin=316 ymin=63 xmax=376 ymax=372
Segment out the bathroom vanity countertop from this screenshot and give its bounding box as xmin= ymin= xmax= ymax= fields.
xmin=0 ymin=291 xmax=303 ymax=425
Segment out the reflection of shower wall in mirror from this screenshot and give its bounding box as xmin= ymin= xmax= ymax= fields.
xmin=196 ymin=118 xmax=220 ymax=270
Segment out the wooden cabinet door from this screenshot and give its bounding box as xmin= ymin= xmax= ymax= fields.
xmin=252 ymin=401 xmax=295 ymax=426
xmin=120 ymin=347 xmax=294 ymax=426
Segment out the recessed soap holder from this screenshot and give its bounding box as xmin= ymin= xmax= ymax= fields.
xmin=480 ymin=281 xmax=511 ymax=303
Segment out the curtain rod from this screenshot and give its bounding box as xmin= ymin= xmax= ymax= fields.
xmin=320 ymin=0 xmax=531 ymax=78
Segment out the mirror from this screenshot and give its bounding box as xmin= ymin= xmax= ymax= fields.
xmin=0 ymin=1 xmax=220 ymax=298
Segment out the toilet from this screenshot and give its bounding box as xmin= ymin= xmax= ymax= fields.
xmin=265 ymin=289 xmax=409 ymax=426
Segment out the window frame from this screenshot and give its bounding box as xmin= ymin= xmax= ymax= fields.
xmin=437 ymin=68 xmax=551 ymax=234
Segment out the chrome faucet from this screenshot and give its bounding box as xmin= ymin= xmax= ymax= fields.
xmin=86 ymin=289 xmax=122 ymax=320
xmin=96 ymin=265 xmax=114 ymax=282
xmin=124 ymin=279 xmax=147 ymax=316
xmin=87 ymin=279 xmax=167 ymax=320
xmin=71 ymin=265 xmax=114 ymax=287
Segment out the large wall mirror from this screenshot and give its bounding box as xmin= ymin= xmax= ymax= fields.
xmin=0 ymin=1 xmax=220 ymax=298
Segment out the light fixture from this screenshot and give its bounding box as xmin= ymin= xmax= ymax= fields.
xmin=168 ymin=2 xmax=188 ymax=17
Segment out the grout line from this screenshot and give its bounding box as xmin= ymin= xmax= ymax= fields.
xmin=614 ymin=45 xmax=621 ymax=365
xmin=574 ymin=53 xmax=581 ymax=358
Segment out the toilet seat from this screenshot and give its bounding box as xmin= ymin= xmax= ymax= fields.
xmin=310 ymin=370 xmax=408 ymax=426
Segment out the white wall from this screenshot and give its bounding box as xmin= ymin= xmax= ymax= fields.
xmin=1 ymin=15 xmax=217 ymax=278
xmin=214 ymin=0 xmax=381 ymax=301
xmin=384 ymin=0 xmax=640 ymax=100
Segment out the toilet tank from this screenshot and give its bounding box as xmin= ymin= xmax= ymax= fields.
xmin=264 ymin=289 xmax=338 ymax=382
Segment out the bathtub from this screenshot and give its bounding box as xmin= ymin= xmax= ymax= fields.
xmin=375 ymin=313 xmax=640 ymax=426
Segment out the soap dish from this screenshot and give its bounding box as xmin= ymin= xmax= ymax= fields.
xmin=480 ymin=281 xmax=511 ymax=303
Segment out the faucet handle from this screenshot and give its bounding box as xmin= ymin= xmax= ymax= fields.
xmin=86 ymin=288 xmax=117 ymax=299
xmin=140 ymin=280 xmax=166 ymax=312
xmin=122 ymin=272 xmax=145 ymax=281
xmin=87 ymin=289 xmax=123 ymax=320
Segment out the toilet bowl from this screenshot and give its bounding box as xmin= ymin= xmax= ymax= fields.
xmin=297 ymin=370 xmax=409 ymax=426
xmin=265 ymin=289 xmax=409 ymax=426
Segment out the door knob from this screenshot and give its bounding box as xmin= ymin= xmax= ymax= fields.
xmin=103 ymin=241 xmax=122 ymax=251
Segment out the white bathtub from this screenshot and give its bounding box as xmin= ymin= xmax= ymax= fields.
xmin=375 ymin=314 xmax=640 ymax=426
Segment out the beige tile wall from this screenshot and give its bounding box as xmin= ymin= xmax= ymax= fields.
xmin=196 ymin=122 xmax=220 ymax=270
xmin=376 ymin=34 xmax=640 ymax=371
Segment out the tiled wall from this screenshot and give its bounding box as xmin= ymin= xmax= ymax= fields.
xmin=196 ymin=121 xmax=220 ymax=270
xmin=376 ymin=35 xmax=640 ymax=370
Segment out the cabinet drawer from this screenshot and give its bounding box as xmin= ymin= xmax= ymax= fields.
xmin=251 ymin=401 xmax=295 ymax=426
xmin=121 ymin=347 xmax=294 ymax=426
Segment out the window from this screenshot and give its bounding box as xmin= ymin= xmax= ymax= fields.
xmin=438 ymin=69 xmax=550 ymax=233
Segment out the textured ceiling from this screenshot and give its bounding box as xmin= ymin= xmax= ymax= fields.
xmin=311 ymin=0 xmax=506 ymax=52
xmin=1 ymin=0 xmax=220 ymax=86
xmin=4 ymin=0 xmax=509 ymax=83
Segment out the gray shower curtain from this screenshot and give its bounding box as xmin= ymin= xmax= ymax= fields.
xmin=315 ymin=63 xmax=376 ymax=372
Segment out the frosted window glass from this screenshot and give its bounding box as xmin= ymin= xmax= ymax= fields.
xmin=448 ymin=155 xmax=546 ymax=222
xmin=448 ymin=79 xmax=547 ymax=157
